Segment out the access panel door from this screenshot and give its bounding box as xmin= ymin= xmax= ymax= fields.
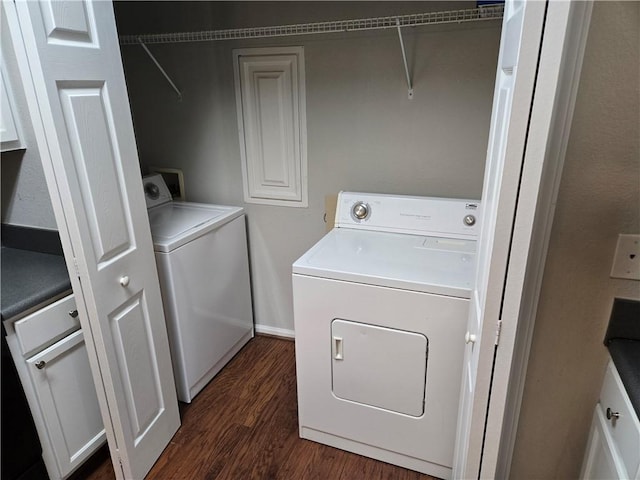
xmin=332 ymin=319 xmax=428 ymax=417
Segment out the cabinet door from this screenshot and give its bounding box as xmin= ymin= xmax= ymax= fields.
xmin=27 ymin=330 xmax=105 ymax=479
xmin=0 ymin=62 xmax=21 ymax=151
xmin=581 ymin=406 xmax=626 ymax=480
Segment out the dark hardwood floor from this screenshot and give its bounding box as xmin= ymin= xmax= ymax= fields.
xmin=83 ymin=336 xmax=437 ymax=480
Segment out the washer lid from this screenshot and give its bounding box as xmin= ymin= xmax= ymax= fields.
xmin=293 ymin=228 xmax=476 ymax=298
xmin=148 ymin=202 xmax=243 ymax=252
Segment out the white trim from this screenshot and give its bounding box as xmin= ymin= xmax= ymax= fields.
xmin=254 ymin=324 xmax=295 ymax=339
xmin=494 ymin=2 xmax=594 ymax=477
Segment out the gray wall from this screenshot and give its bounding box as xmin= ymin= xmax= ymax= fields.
xmin=115 ymin=1 xmax=502 ymax=332
xmin=510 ymin=2 xmax=640 ymax=478
xmin=1 ymin=12 xmax=57 ymax=230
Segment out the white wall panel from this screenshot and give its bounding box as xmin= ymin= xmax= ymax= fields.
xmin=234 ymin=47 xmax=307 ymax=207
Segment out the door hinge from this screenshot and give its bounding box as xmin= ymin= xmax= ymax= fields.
xmin=495 ymin=319 xmax=503 ymax=346
xmin=73 ymin=258 xmax=80 ymax=278
xmin=117 ymin=452 xmax=125 ymax=478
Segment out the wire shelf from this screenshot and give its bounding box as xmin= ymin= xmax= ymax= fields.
xmin=119 ymin=5 xmax=504 ymax=45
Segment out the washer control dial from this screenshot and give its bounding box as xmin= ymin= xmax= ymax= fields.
xmin=144 ymin=182 xmax=160 ymax=200
xmin=463 ymin=214 xmax=476 ymax=227
xmin=352 ymin=201 xmax=370 ymax=221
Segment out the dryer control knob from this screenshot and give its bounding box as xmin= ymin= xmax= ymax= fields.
xmin=352 ymin=202 xmax=370 ymax=220
xmin=463 ymin=214 xmax=476 ymax=226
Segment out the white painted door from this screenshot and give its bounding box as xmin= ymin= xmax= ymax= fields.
xmin=452 ymin=1 xmax=547 ymax=477
xmin=5 ymin=1 xmax=180 ymax=478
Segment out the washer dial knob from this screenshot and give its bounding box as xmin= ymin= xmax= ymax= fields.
xmin=463 ymin=214 xmax=476 ymax=226
xmin=144 ymin=182 xmax=160 ymax=200
xmin=352 ymin=202 xmax=370 ymax=220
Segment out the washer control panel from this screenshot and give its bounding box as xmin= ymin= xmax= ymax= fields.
xmin=143 ymin=174 xmax=173 ymax=209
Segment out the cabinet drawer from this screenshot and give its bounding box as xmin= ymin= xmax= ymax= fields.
xmin=599 ymin=360 xmax=640 ymax=478
xmin=14 ymin=295 xmax=80 ymax=357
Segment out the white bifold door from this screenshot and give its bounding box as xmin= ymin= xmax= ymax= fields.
xmin=4 ymin=1 xmax=180 ymax=479
xmin=453 ymin=0 xmax=546 ymax=477
xmin=453 ymin=0 xmax=594 ymax=478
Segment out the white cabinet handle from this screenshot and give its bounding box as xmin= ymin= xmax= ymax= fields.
xmin=465 ymin=331 xmax=477 ymax=344
xmin=119 ymin=275 xmax=130 ymax=287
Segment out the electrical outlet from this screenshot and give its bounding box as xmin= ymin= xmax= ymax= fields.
xmin=611 ymin=234 xmax=640 ymax=280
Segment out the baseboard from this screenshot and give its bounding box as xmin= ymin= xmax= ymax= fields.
xmin=254 ymin=324 xmax=295 ymax=339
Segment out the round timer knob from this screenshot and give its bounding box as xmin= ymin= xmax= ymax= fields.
xmin=463 ymin=214 xmax=476 ymax=226
xmin=352 ymin=202 xmax=369 ymax=220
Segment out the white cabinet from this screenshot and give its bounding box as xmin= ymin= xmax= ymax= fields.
xmin=1 ymin=60 xmax=23 ymax=151
xmin=581 ymin=360 xmax=640 ymax=479
xmin=4 ymin=295 xmax=106 ymax=480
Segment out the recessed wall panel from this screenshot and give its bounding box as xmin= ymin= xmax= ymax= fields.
xmin=254 ymin=72 xmax=290 ymax=186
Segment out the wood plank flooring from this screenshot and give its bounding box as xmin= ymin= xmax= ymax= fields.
xmin=82 ymin=336 xmax=437 ymax=480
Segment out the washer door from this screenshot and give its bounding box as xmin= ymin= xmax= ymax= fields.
xmin=331 ymin=319 xmax=428 ymax=417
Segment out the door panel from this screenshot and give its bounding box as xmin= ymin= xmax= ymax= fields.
xmin=39 ymin=0 xmax=97 ymax=46
xmin=7 ymin=1 xmax=180 ymax=478
xmin=331 ymin=319 xmax=427 ymax=417
xmin=109 ymin=293 xmax=163 ymax=439
xmin=58 ymin=84 xmax=134 ymax=265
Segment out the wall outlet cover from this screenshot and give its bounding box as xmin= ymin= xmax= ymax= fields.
xmin=611 ymin=234 xmax=640 ymax=281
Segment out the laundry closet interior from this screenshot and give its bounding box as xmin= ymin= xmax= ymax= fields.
xmin=1 ymin=1 xmax=507 ymax=479
xmin=113 ymin=0 xmax=502 ymax=338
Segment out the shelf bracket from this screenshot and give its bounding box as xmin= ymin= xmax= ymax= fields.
xmin=138 ymin=37 xmax=182 ymax=101
xmin=396 ymin=18 xmax=413 ymax=100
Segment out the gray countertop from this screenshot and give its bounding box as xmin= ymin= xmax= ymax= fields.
xmin=1 ymin=246 xmax=72 ymax=320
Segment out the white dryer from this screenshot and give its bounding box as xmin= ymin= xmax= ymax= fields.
xmin=143 ymin=174 xmax=254 ymax=403
xmin=292 ymin=192 xmax=480 ymax=479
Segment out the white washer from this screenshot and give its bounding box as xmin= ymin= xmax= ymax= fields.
xmin=143 ymin=174 xmax=254 ymax=403
xmin=292 ymin=192 xmax=481 ymax=479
